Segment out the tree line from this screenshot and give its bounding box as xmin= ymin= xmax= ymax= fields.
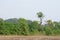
xmin=0 ymin=12 xmax=60 ymax=36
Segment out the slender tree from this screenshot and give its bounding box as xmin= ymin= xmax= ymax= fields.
xmin=37 ymin=12 xmax=44 ymax=25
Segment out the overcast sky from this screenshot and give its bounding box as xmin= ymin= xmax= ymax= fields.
xmin=0 ymin=0 xmax=60 ymax=21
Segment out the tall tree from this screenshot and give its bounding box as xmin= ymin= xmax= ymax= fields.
xmin=37 ymin=12 xmax=44 ymax=25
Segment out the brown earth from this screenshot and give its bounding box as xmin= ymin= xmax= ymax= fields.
xmin=0 ymin=36 xmax=60 ymax=40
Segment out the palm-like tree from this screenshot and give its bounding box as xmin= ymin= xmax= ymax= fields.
xmin=37 ymin=12 xmax=44 ymax=25
xmin=47 ymin=20 xmax=52 ymax=25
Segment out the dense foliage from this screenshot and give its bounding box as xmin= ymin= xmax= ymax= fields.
xmin=0 ymin=18 xmax=60 ymax=36
xmin=0 ymin=12 xmax=60 ymax=36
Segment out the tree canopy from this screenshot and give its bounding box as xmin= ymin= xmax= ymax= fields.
xmin=0 ymin=12 xmax=60 ymax=36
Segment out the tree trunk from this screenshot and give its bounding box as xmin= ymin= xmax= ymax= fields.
xmin=40 ymin=18 xmax=42 ymax=25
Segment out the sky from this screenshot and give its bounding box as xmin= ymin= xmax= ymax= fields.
xmin=0 ymin=0 xmax=60 ymax=21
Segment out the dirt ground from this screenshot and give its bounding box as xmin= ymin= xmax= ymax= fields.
xmin=0 ymin=36 xmax=60 ymax=40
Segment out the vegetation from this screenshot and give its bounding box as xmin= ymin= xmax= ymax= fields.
xmin=0 ymin=12 xmax=60 ymax=36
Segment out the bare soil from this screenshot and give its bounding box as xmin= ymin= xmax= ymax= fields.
xmin=0 ymin=36 xmax=60 ymax=40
